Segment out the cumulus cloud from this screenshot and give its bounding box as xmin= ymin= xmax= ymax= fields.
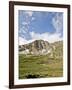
xmin=19 ymin=37 xmax=28 ymax=45
xmin=29 ymin=31 xmax=62 ymax=43
xmin=19 ymin=37 xmax=35 ymax=45
xmin=19 ymin=31 xmax=63 ymax=45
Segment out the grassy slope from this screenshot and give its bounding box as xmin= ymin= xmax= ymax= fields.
xmin=19 ymin=54 xmax=63 ymax=79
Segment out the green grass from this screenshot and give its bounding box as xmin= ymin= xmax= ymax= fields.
xmin=19 ymin=54 xmax=63 ymax=79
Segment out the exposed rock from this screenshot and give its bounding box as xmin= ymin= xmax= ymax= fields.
xmin=19 ymin=40 xmax=63 ymax=57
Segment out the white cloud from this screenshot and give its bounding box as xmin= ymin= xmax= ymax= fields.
xmin=22 ymin=22 xmax=29 ymax=25
xmin=19 ymin=28 xmax=26 ymax=34
xmin=29 ymin=31 xmax=62 ymax=43
xmin=25 ymin=11 xmax=33 ymax=17
xmin=52 ymin=13 xmax=63 ymax=33
xmin=31 ymin=17 xmax=35 ymax=21
xmin=19 ymin=31 xmax=63 ymax=45
xmin=20 ymin=26 xmax=29 ymax=34
xmin=19 ymin=37 xmax=28 ymax=45
xmin=19 ymin=37 xmax=35 ymax=45
xmin=19 ymin=11 xmax=34 ymax=35
xmin=19 ymin=12 xmax=63 ymax=45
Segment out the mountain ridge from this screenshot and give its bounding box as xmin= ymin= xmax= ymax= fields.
xmin=19 ymin=39 xmax=63 ymax=57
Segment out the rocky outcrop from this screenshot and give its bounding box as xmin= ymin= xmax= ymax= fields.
xmin=19 ymin=40 xmax=53 ymax=55
xmin=19 ymin=40 xmax=63 ymax=57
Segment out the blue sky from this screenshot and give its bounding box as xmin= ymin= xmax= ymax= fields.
xmin=18 ymin=10 xmax=63 ymax=45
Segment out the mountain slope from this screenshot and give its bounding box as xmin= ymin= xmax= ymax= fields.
xmin=51 ymin=41 xmax=63 ymax=58
xmin=19 ymin=40 xmax=63 ymax=79
xmin=19 ymin=40 xmax=63 ymax=56
xmin=19 ymin=40 xmax=53 ymax=55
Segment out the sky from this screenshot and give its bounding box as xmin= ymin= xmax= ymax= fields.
xmin=18 ymin=10 xmax=63 ymax=45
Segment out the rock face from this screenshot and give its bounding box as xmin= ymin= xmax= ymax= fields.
xmin=19 ymin=40 xmax=53 ymax=55
xmin=19 ymin=40 xmax=63 ymax=57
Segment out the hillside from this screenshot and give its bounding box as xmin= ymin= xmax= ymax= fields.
xmin=19 ymin=40 xmax=63 ymax=79
xmin=19 ymin=40 xmax=63 ymax=58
